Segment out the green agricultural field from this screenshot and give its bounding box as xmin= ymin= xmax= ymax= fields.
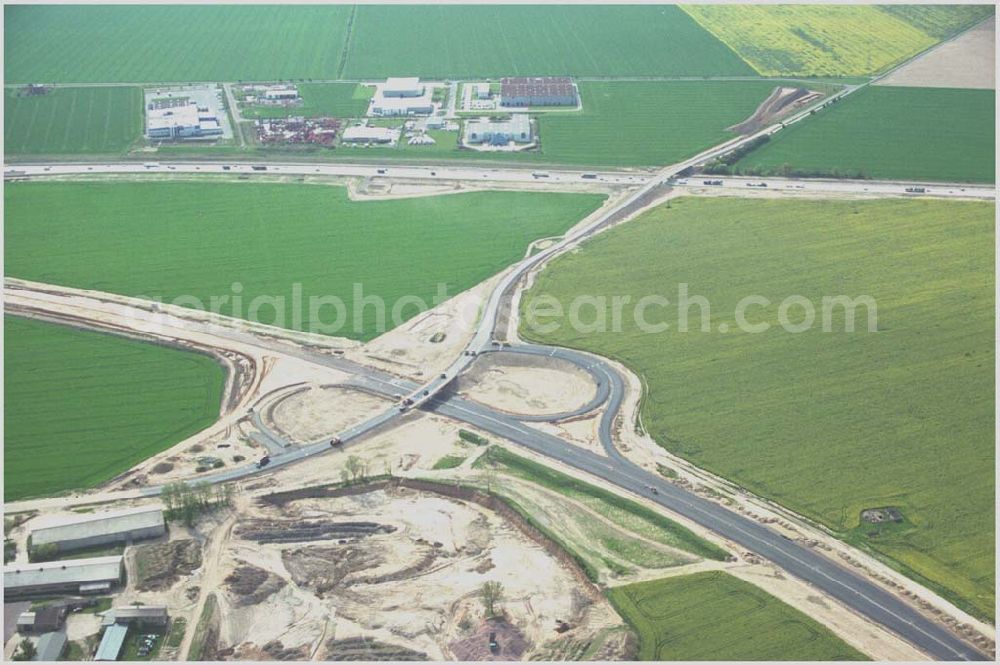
xmin=682 ymin=4 xmax=993 ymax=76
xmin=879 ymin=4 xmax=995 ymax=40
xmin=532 ymin=81 xmax=777 ymax=167
xmin=239 ymin=83 xmax=372 ymax=119
xmin=4 ymin=4 xmax=353 ymax=83
xmin=5 ymin=182 xmax=603 ymax=342
xmin=521 ymin=197 xmax=995 ymax=620
xmin=735 ymin=86 xmax=994 ymax=183
xmin=4 ymin=316 xmax=225 ymax=501
xmin=608 ymin=572 xmax=866 ymax=660
xmin=342 ymin=5 xmax=753 ymax=78
xmin=5 ymin=5 xmax=753 ymax=84
xmin=4 ymin=87 xmax=142 ymax=156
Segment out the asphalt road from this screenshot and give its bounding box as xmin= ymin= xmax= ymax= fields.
xmin=5 ymin=162 xmax=993 ymax=200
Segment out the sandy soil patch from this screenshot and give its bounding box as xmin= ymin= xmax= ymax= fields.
xmin=266 ymin=384 xmax=391 ymax=444
xmin=64 ymin=612 xmax=102 ymax=642
xmin=877 ymin=20 xmax=995 ymax=89
xmin=350 ymin=179 xmax=466 ymax=201
xmin=251 ymin=412 xmax=476 ymax=496
xmin=202 ymin=487 xmax=624 ymax=660
xmin=529 ymin=415 xmax=606 ymax=457
xmin=455 ymin=353 xmax=597 ymax=417
xmin=353 ymin=276 xmax=498 ymax=381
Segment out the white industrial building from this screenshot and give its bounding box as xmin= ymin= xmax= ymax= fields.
xmin=369 ymin=77 xmax=434 ymax=116
xmin=382 ymin=77 xmax=424 ymax=97
xmin=370 ymin=91 xmax=434 ymax=116
xmin=341 ymin=126 xmax=397 ymax=144
xmin=3 ymin=556 xmax=124 ymax=599
xmin=30 ymin=505 xmax=165 ymax=553
xmin=466 ymin=114 xmax=532 ymax=145
xmin=263 ymin=86 xmax=299 ymax=101
xmin=147 ymin=102 xmax=223 ymax=140
xmin=475 ymin=83 xmax=491 ymax=99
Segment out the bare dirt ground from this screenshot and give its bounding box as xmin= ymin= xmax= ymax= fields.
xmin=455 ymin=353 xmax=597 ymax=417
xmin=529 ymin=415 xmax=606 ymax=457
xmin=266 ymin=384 xmax=391 ymax=444
xmin=728 ymin=86 xmax=823 ymax=134
xmin=191 ymin=486 xmax=627 ymax=660
xmin=252 ymin=411 xmax=477 ymax=495
xmin=350 ymin=276 xmax=499 ymax=381
xmin=130 ymin=538 xmax=203 ymax=591
xmin=877 ymin=19 xmax=995 ymax=89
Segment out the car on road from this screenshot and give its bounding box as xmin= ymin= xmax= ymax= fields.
xmin=257 ymin=455 xmax=271 ymax=468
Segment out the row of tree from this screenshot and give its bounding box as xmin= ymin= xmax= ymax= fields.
xmin=161 ymin=481 xmax=234 ymax=527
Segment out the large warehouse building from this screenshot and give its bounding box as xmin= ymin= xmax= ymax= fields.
xmin=466 ymin=114 xmax=532 ymax=146
xmin=3 ymin=556 xmax=124 ymax=599
xmin=30 ymin=505 xmax=165 ymax=554
xmin=341 ymin=125 xmax=397 ymax=144
xmin=147 ymin=100 xmax=223 ymax=140
xmin=500 ymin=76 xmax=577 ymax=107
xmin=369 ymin=77 xmax=434 ymax=116
xmin=382 ymin=77 xmax=425 ymax=97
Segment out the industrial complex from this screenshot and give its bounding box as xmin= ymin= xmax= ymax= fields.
xmin=144 ymin=86 xmax=230 ymax=141
xmin=464 ymin=114 xmax=534 ymax=150
xmin=369 ymin=77 xmax=436 ymax=117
